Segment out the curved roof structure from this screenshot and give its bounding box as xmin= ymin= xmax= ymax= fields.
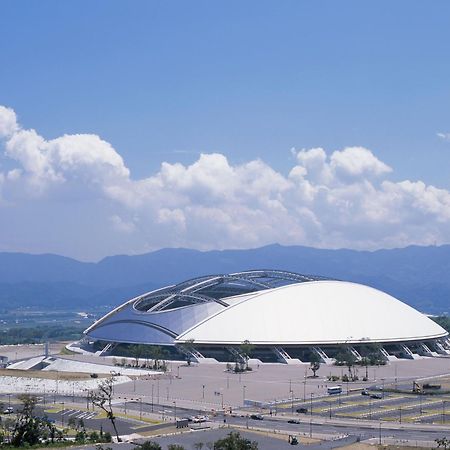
xmin=84 ymin=270 xmax=448 ymax=347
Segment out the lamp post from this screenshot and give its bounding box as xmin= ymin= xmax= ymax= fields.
xmin=378 ymin=420 xmax=382 ymax=445
xmin=303 ymin=377 xmax=306 ymax=403
xmin=151 ymin=384 xmax=154 ymax=412
xmin=173 ymin=401 xmax=177 ymax=422
xmin=381 ymin=378 xmax=385 ymax=398
xmin=290 ymin=391 xmax=294 ymax=414
xmin=442 ymin=401 xmax=446 ymax=424
xmin=61 ymin=401 xmax=65 ymax=426
xmin=310 ymin=393 xmax=314 ymax=416
xmin=202 ymin=384 xmax=205 ymax=400
xmin=243 ymin=385 xmax=246 ymax=406
xmin=139 ymin=397 xmax=142 ymax=420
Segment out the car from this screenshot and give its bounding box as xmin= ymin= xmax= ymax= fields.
xmin=296 ymin=407 xmax=308 ymax=414
xmin=3 ymin=407 xmax=13 ymax=414
xmin=361 ymin=390 xmax=370 ymax=396
xmin=370 ymin=393 xmax=382 ymax=399
xmin=250 ymin=414 xmax=264 ymax=420
xmin=288 ymin=419 xmax=300 ymax=424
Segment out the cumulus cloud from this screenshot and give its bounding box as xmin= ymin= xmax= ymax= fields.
xmin=1 ymin=104 xmax=450 ymax=259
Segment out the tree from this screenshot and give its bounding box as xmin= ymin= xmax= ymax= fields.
xmin=89 ymin=376 xmax=121 ymax=442
xmin=239 ymin=340 xmax=255 ymax=371
xmin=178 ymin=339 xmax=196 ymax=365
xmin=213 ymin=431 xmax=258 ymax=449
xmin=195 ymin=443 xmax=204 ymax=449
xmin=335 ymin=348 xmax=357 ymax=378
xmin=137 ymin=441 xmax=162 ymax=450
xmin=131 ymin=344 xmax=145 ymax=367
xmin=11 ymin=394 xmax=46 ymax=447
xmin=168 ymin=445 xmax=186 ymax=450
xmin=309 ymin=352 xmax=321 ymax=377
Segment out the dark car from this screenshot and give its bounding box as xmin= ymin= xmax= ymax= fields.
xmin=250 ymin=414 xmax=264 ymax=420
xmin=361 ymin=390 xmax=370 ymax=396
xmin=296 ymin=407 xmax=308 ymax=414
xmin=370 ymin=393 xmax=382 ymax=399
xmin=288 ymin=419 xmax=300 ymax=424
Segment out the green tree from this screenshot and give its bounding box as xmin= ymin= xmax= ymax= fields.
xmin=239 ymin=340 xmax=255 ymax=370
xmin=335 ymin=348 xmax=357 ymax=378
xmin=213 ymin=431 xmax=258 ymax=449
xmin=89 ymin=376 xmax=121 ymax=442
xmin=309 ymin=352 xmax=321 ymax=377
xmin=137 ymin=441 xmax=162 ymax=450
xmin=178 ymin=338 xmax=196 ymax=365
xmin=168 ymin=445 xmax=186 ymax=450
xmin=11 ymin=394 xmax=45 ymax=447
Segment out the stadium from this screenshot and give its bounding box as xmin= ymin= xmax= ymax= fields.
xmin=83 ymin=270 xmax=450 ymax=364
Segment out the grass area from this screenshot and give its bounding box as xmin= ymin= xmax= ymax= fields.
xmin=0 ymin=368 xmax=106 ymax=380
xmin=59 ymin=347 xmax=78 ymax=356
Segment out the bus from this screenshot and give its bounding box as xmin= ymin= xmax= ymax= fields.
xmin=327 ymin=386 xmax=342 ymax=395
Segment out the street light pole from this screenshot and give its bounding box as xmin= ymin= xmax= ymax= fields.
xmin=173 ymin=401 xmax=177 ymax=422
xmin=151 ymin=384 xmax=154 ymax=412
xmin=310 ymin=393 xmax=314 ymax=416
xmin=243 ymin=385 xmax=246 ymax=406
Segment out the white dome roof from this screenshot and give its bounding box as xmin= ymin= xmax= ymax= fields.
xmin=177 ymin=281 xmax=447 ymax=345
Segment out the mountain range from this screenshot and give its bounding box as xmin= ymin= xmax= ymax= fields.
xmin=0 ymin=244 xmax=448 ymax=314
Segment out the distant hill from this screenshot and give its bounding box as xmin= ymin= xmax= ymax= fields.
xmin=0 ymin=244 xmax=448 ymax=314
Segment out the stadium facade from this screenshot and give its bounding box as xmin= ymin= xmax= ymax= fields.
xmin=84 ymin=270 xmax=450 ymax=364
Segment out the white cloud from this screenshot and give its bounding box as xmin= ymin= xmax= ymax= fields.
xmin=0 ymin=106 xmax=18 ymax=138
xmin=1 ymin=104 xmax=450 ymax=259
xmin=437 ymin=132 xmax=450 ymax=142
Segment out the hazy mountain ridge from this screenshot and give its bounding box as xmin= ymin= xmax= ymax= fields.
xmin=0 ymin=244 xmax=448 ymax=313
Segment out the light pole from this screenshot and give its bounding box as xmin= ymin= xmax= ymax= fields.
xmin=381 ymin=378 xmax=385 ymax=398
xmin=310 ymin=393 xmax=314 ymax=416
xmin=442 ymin=401 xmax=446 ymax=424
xmin=290 ymin=391 xmax=294 ymax=414
xmin=151 ymin=384 xmax=154 ymax=412
xmin=378 ymin=420 xmax=382 ymax=445
xmin=309 ymin=419 xmax=312 ymax=438
xmin=173 ymin=401 xmax=177 ymax=422
xmin=202 ymin=384 xmax=205 ymax=400
xmin=303 ymin=378 xmax=306 ymax=403
xmin=139 ymin=397 xmax=142 ymax=420
xmin=61 ymin=401 xmax=65 ymax=426
xmin=243 ymin=385 xmax=246 ymax=406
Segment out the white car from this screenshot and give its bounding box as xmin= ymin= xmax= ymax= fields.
xmin=3 ymin=407 xmax=14 ymax=414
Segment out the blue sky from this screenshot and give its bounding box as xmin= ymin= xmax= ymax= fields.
xmin=1 ymin=1 xmax=450 ymax=260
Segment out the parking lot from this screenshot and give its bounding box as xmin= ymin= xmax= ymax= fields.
xmin=274 ymin=388 xmax=450 ymax=425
